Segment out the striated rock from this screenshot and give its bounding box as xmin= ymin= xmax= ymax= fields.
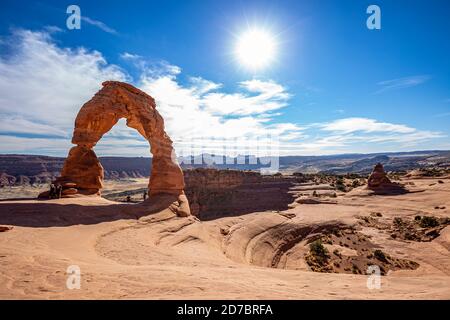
xmin=0 ymin=173 xmax=15 ymax=187
xmin=0 ymin=226 xmax=13 ymax=232
xmin=367 ymin=163 xmax=392 ymax=188
xmin=39 ymin=81 xmax=189 ymax=216
xmin=367 ymin=163 xmax=406 ymax=194
xmin=62 ymin=188 xmax=78 ymax=196
xmin=295 ymin=197 xmax=322 ymax=204
xmin=53 ymin=146 xmax=103 ymax=192
xmin=184 ymin=168 xmax=262 ymax=189
xmin=184 ymin=168 xmax=295 ymax=219
xmin=62 ymin=182 xmax=77 ymax=188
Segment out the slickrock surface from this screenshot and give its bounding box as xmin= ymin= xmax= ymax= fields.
xmin=0 ymin=176 xmax=449 ymax=299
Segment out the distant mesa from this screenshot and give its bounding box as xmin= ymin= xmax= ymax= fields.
xmin=38 ymin=81 xmax=190 ymax=216
xmin=367 ymin=163 xmax=407 ymax=195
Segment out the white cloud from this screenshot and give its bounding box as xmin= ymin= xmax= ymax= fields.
xmin=120 ymin=53 xmax=181 ymax=78
xmin=0 ymin=29 xmax=127 ymax=135
xmin=319 ymin=117 xmax=416 ymax=134
xmin=201 ymin=80 xmax=290 ymax=116
xmin=120 ymin=52 xmax=142 ymax=60
xmin=0 ymin=135 xmax=72 ymax=156
xmin=43 ymin=25 xmax=64 ymax=34
xmin=0 ymin=116 xmax=67 ymax=137
xmin=375 ymin=75 xmax=430 ymax=94
xmin=189 ymin=77 xmax=222 ymax=94
xmin=139 ymin=72 xmax=299 ymax=152
xmin=81 ymin=16 xmax=118 ymax=35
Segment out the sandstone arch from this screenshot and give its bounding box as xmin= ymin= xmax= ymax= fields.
xmin=45 ymin=81 xmax=189 ymax=215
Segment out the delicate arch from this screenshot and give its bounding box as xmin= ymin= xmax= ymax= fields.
xmin=53 ymin=81 xmax=185 ymax=198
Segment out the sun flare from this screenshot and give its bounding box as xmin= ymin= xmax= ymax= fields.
xmin=235 ymin=29 xmax=276 ymax=69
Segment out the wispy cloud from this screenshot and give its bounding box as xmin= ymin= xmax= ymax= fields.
xmin=0 ymin=28 xmax=127 ymax=147
xmin=375 ymin=75 xmax=430 ymax=94
xmin=200 ymin=79 xmax=291 ymax=116
xmin=43 ymin=25 xmax=64 ymax=34
xmin=0 ymin=116 xmax=68 ymax=137
xmin=432 ymin=112 xmax=450 ymax=118
xmin=319 ymin=117 xmax=416 ymax=134
xmin=120 ymin=52 xmax=141 ymax=60
xmin=81 ymin=16 xmax=118 ymax=35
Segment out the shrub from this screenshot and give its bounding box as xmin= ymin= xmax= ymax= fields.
xmin=393 ymin=217 xmax=403 ymax=226
xmin=370 ymin=212 xmax=382 ymax=217
xmin=419 ymin=216 xmax=439 ymax=228
xmin=360 ymin=216 xmax=370 ymax=223
xmin=309 ymin=240 xmax=329 ymax=261
xmin=352 ymin=179 xmax=364 ymax=188
xmin=335 ymin=177 xmax=346 ymax=191
xmin=331 ymin=227 xmax=341 ymax=237
xmin=333 ymin=249 xmax=342 ymax=258
xmin=374 ymin=249 xmax=388 ymax=263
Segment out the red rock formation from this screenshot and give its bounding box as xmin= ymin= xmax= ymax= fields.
xmin=39 ymin=81 xmax=189 ymax=216
xmin=184 ymin=168 xmax=294 ymax=219
xmin=54 ymin=146 xmax=104 ymax=194
xmin=367 ymin=163 xmax=392 ymax=188
xmin=367 ymin=163 xmax=406 ymax=194
xmin=0 ymin=226 xmax=13 ymax=232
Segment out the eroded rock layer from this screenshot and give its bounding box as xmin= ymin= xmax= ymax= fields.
xmin=367 ymin=163 xmax=406 ymax=194
xmin=184 ymin=168 xmax=296 ymax=219
xmin=368 ymin=163 xmax=392 ymax=188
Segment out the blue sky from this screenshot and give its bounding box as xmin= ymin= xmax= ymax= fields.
xmin=0 ymin=0 xmax=449 ymax=157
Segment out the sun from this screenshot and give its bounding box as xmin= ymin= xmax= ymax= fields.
xmin=235 ymin=29 xmax=276 ymax=70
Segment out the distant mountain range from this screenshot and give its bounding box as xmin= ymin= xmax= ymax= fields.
xmin=1 ymin=150 xmax=449 ymax=186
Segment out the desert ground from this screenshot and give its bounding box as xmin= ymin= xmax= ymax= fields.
xmin=0 ymin=175 xmax=449 ymax=299
xmin=0 ymin=178 xmax=150 ymax=201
